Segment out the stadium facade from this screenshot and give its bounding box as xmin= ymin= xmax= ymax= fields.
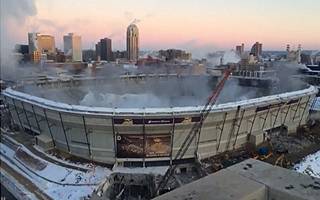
xmin=2 ymin=77 xmax=317 ymax=166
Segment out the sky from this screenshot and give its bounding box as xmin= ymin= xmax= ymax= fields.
xmin=1 ymin=0 xmax=320 ymax=55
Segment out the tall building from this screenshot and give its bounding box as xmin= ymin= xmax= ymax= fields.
xmin=28 ymin=33 xmax=55 ymax=62
xmin=236 ymin=43 xmax=244 ymax=56
xmin=100 ymin=38 xmax=112 ymax=61
xmin=15 ymin=44 xmax=29 ymax=62
xmin=37 ymin=34 xmax=55 ymax=54
xmin=63 ymin=33 xmax=82 ymax=62
xmin=286 ymin=44 xmax=291 ymax=52
xmin=286 ymin=44 xmax=302 ymax=63
xmin=159 ymin=49 xmax=192 ymax=61
xmin=82 ymin=49 xmax=96 ymax=62
xmin=95 ymin=41 xmax=101 ymax=61
xmin=126 ymin=24 xmax=139 ymax=61
xmin=28 ymin=32 xmax=39 ymax=54
xmin=250 ymin=42 xmax=263 ymax=57
xmin=31 ymin=51 xmax=41 ymax=63
xmin=15 ymin=44 xmax=29 ymax=54
xmin=28 ymin=33 xmax=56 ymax=54
xmin=112 ymin=50 xmax=127 ymax=61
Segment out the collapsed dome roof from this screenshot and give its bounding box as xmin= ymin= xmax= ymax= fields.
xmin=15 ymin=74 xmax=308 ymax=109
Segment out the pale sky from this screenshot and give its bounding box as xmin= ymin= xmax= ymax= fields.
xmin=1 ymin=0 xmax=320 ymax=52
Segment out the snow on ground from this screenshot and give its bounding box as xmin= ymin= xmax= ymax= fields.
xmin=0 ymin=142 xmax=111 ymax=200
xmin=0 ymin=135 xmax=175 ymax=199
xmin=3 ymin=132 xmax=93 ymax=172
xmin=294 ymin=150 xmax=320 ymax=179
xmin=33 ymin=145 xmax=92 ymax=170
xmin=3 ymin=135 xmax=111 ymax=184
xmin=1 ymin=169 xmax=37 ymax=200
xmin=310 ymin=97 xmax=320 ymax=111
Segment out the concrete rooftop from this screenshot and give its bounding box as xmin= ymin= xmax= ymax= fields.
xmin=154 ymin=159 xmax=320 ymax=200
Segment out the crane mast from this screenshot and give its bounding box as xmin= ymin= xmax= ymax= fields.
xmin=155 ymin=69 xmax=233 ymax=195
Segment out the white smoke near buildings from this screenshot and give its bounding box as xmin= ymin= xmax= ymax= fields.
xmin=206 ymin=50 xmax=240 ymax=66
xmin=272 ymin=61 xmax=308 ymax=92
xmin=0 ymin=0 xmax=36 ymax=22
xmin=80 ymin=92 xmax=167 ymax=108
xmin=0 ymin=2 xmax=312 ymax=109
xmin=131 ymin=18 xmax=141 ymax=25
xmin=222 ymin=50 xmax=241 ymax=64
xmin=0 ymin=0 xmax=37 ymax=80
xmin=125 ymin=10 xmax=155 ymax=25
xmin=84 ymin=75 xmax=212 ymax=108
xmin=176 ymin=39 xmax=216 ymax=59
xmin=124 ymin=11 xmax=134 ymax=20
xmin=21 ymin=65 xmax=307 ymax=109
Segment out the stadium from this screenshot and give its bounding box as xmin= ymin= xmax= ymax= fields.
xmin=2 ymin=68 xmax=317 ymax=166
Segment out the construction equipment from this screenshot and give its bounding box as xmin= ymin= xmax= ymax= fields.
xmin=274 ymin=154 xmax=285 ymax=167
xmin=155 ymin=68 xmax=232 ymax=195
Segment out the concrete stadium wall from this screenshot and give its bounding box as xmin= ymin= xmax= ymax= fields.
xmin=3 ymin=86 xmax=317 ymax=165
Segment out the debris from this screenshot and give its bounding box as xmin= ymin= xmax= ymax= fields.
xmin=285 ymin=185 xmax=294 ymax=190
xmin=275 ymin=154 xmax=285 ymax=166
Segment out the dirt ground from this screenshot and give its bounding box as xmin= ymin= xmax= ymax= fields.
xmin=263 ymin=120 xmax=320 ymax=168
xmin=201 ymin=120 xmax=320 ymax=174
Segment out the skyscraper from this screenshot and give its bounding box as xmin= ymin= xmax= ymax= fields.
xmin=28 ymin=32 xmax=39 ymax=54
xmin=126 ymin=24 xmax=139 ymax=61
xmin=37 ymin=34 xmax=55 ymax=54
xmin=100 ymin=38 xmax=112 ymax=61
xmin=28 ymin=33 xmax=56 ymax=54
xmin=63 ymin=33 xmax=82 ymax=62
xmin=28 ymin=32 xmax=40 ymax=62
xmin=95 ymin=41 xmax=101 ymax=61
xmin=82 ymin=49 xmax=96 ymax=62
xmin=236 ymin=43 xmax=244 ymax=56
xmin=28 ymin=33 xmax=55 ymax=62
xmin=286 ymin=44 xmax=291 ymax=52
xmin=250 ymin=42 xmax=263 ymax=57
xmin=286 ymin=44 xmax=302 ymax=63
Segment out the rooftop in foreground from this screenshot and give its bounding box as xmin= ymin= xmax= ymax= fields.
xmin=155 ymin=158 xmax=320 ymax=200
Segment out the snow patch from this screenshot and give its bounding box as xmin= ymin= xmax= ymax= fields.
xmin=294 ymin=150 xmax=320 ymax=179
xmin=0 ymin=170 xmax=37 ymax=200
xmin=0 ymin=141 xmax=111 ymax=200
xmin=311 ymin=97 xmax=320 ymax=111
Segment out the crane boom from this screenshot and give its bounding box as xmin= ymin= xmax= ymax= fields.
xmin=155 ymin=69 xmax=232 ymax=194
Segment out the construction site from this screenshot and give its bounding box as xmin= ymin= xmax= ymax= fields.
xmin=1 ymin=61 xmax=320 ymax=200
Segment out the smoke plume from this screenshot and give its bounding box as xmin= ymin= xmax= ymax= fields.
xmin=0 ymin=0 xmax=37 ymax=80
xmin=206 ymin=50 xmax=240 ymax=66
xmin=18 ymin=61 xmax=309 ymax=109
xmin=131 ymin=18 xmax=141 ymax=25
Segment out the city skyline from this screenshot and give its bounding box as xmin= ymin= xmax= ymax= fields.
xmin=1 ymin=0 xmax=320 ymax=56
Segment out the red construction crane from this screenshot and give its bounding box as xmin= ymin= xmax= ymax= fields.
xmin=155 ymin=68 xmax=233 ymax=195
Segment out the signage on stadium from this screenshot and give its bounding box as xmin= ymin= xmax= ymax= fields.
xmin=114 ymin=117 xmax=201 ymax=125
